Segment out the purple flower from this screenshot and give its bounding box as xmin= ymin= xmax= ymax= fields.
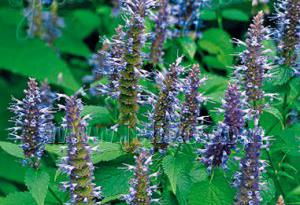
xmin=223 ymin=83 xmax=245 ymax=140
xmin=123 ymin=148 xmax=158 ymax=205
xmin=235 ymin=11 xmax=272 ymax=113
xmin=199 ymin=123 xmax=232 ymax=171
xmin=59 ymin=95 xmax=101 ymax=204
xmin=150 ymin=0 xmax=169 ymax=64
xmin=9 ymin=78 xmax=54 ymax=168
xmin=178 ymin=64 xmax=206 ymax=142
xmin=24 ymin=0 xmax=43 ymax=38
xmin=234 ymin=122 xmax=269 ymax=205
xmin=273 ymin=0 xmax=300 ymax=75
xmin=91 ymin=26 xmax=126 ymax=98
xmin=118 ymin=0 xmax=156 ymax=127
xmin=171 ymin=0 xmax=210 ymax=36
xmin=143 ymin=57 xmax=183 ymax=152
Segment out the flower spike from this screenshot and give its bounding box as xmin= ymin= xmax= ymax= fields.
xmin=9 ymin=78 xmax=54 ymax=168
xmin=59 ymin=95 xmax=101 ymax=204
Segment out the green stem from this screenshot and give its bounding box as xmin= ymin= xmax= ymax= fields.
xmin=49 ymin=186 xmax=63 ymax=205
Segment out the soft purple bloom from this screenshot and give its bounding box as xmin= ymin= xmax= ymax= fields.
xmin=9 ymin=78 xmax=54 ymax=168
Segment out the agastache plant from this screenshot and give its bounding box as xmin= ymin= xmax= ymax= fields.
xmin=178 ymin=64 xmax=206 ymax=143
xmin=200 ymin=83 xmax=245 ymax=171
xmin=123 ymin=148 xmax=158 ymax=205
xmin=118 ymin=0 xmax=156 ymax=128
xmin=59 ymin=95 xmax=101 ymax=204
xmin=234 ymin=119 xmax=269 ymax=205
xmin=148 ymin=58 xmax=183 ymax=152
xmin=92 ymin=26 xmax=126 ymax=97
xmin=172 ymin=0 xmax=210 ymax=36
xmin=235 ymin=11 xmax=272 ymax=113
xmin=41 ymin=0 xmax=64 ymax=45
xmin=150 ymin=0 xmax=169 ymax=64
xmin=25 ymin=0 xmax=43 ymax=38
xmin=9 ymin=78 xmax=54 ymax=168
xmin=273 ymin=0 xmax=300 ymax=75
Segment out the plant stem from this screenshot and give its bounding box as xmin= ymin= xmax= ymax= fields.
xmin=49 ymin=186 xmax=63 ymax=205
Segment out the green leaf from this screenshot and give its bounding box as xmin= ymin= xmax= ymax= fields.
xmin=91 ymin=142 xmax=125 ymax=163
xmin=25 ymin=170 xmax=50 ymax=205
xmin=0 ymin=141 xmax=24 ymax=159
xmin=263 ymin=107 xmax=284 ymax=129
xmin=95 ymin=163 xmax=132 ymax=198
xmin=0 ymin=9 xmax=79 ymax=90
xmin=177 ymin=37 xmax=197 ymax=60
xmin=198 ymin=29 xmax=233 ymax=69
xmin=0 ymin=192 xmax=36 ymax=205
xmin=188 ymin=174 xmax=235 ymax=205
xmin=200 ymin=10 xmax=217 ymax=21
xmin=278 ymin=124 xmax=300 ymax=156
xmin=222 ymin=9 xmax=249 ymax=22
xmin=271 ymin=66 xmax=294 ymax=85
xmin=82 ymin=106 xmax=114 ymax=126
xmin=162 ymin=153 xmax=193 ymax=194
xmin=260 ymin=178 xmax=275 ymax=205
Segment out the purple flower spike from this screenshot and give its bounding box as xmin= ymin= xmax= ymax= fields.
xmin=235 ymin=11 xmax=271 ymax=113
xmin=59 ymin=95 xmax=101 ymax=204
xmin=150 ymin=0 xmax=169 ymax=64
xmin=234 ymin=122 xmax=268 ymax=205
xmin=9 ymin=78 xmax=54 ymax=168
xmin=123 ymin=148 xmax=159 ymax=205
xmin=199 ymin=123 xmax=232 ymax=171
xmin=179 ymin=64 xmax=206 ymax=143
xmin=223 ymin=83 xmax=245 ymax=140
xmin=273 ymin=0 xmax=300 ymax=75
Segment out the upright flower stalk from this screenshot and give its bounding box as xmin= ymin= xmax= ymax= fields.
xmin=9 ymin=78 xmax=54 ymax=168
xmin=200 ymin=83 xmax=245 ymax=170
xmin=234 ymin=121 xmax=269 ymax=205
xmin=273 ymin=0 xmax=300 ymax=74
xmin=25 ymin=0 xmax=43 ymax=38
xmin=235 ymin=11 xmax=271 ymax=113
xmin=178 ymin=64 xmax=206 ymax=143
xmin=118 ymin=0 xmax=156 ymax=128
xmin=91 ymin=26 xmax=126 ymax=97
xmin=150 ymin=0 xmax=169 ymax=64
xmin=124 ymin=149 xmax=158 ymax=205
xmin=172 ymin=0 xmax=210 ymax=36
xmin=149 ymin=58 xmax=183 ymax=152
xmin=60 ymin=95 xmax=101 ymax=204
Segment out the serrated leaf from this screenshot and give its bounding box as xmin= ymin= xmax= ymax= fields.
xmin=177 ymin=37 xmax=197 ymax=60
xmin=82 ymin=106 xmax=114 ymax=126
xmin=95 ymin=163 xmax=132 ymax=197
xmin=271 ymin=66 xmax=294 ymax=85
xmin=188 ymin=175 xmax=235 ymax=205
xmin=25 ymin=170 xmax=50 ymax=205
xmin=222 ymin=9 xmax=249 ymax=22
xmin=92 ymin=142 xmax=125 ymax=163
xmin=0 ymin=141 xmax=24 ymax=159
xmin=162 ymin=153 xmax=193 ymax=194
xmin=263 ymin=107 xmax=284 ymax=129
xmin=0 ymin=192 xmax=36 ymax=205
xmin=0 ymin=9 xmax=79 ymax=90
xmin=279 ymin=124 xmax=300 ymax=156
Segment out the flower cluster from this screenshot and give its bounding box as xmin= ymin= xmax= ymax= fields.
xmin=178 ymin=64 xmax=206 ymax=143
xmin=200 ymin=83 xmax=245 ymax=170
xmin=235 ymin=11 xmax=271 ymax=113
xmin=273 ymin=0 xmax=300 ymax=75
xmin=145 ymin=58 xmax=183 ymax=152
xmin=150 ymin=0 xmax=169 ymax=64
xmin=171 ymin=0 xmax=210 ymax=36
xmin=199 ymin=123 xmax=232 ymax=171
xmin=24 ymin=0 xmax=64 ymax=44
xmin=91 ymin=26 xmax=126 ymax=97
xmin=59 ymin=95 xmax=101 ymax=204
xmin=9 ymin=78 xmax=54 ymax=168
xmin=123 ymin=148 xmax=158 ymax=205
xmin=234 ymin=122 xmax=269 ymax=205
xmin=118 ymin=0 xmax=156 ymax=128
